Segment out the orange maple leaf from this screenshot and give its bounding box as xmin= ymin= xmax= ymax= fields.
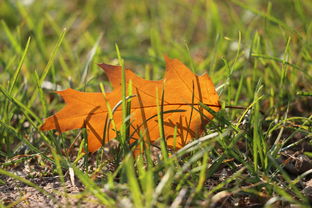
xmin=40 ymin=57 xmax=220 ymax=152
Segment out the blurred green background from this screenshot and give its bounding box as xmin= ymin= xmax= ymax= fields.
xmin=1 ymin=0 xmax=311 ymax=83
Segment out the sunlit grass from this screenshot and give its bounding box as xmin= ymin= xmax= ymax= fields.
xmin=0 ymin=0 xmax=311 ymax=207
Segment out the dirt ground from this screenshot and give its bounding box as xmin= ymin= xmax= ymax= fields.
xmin=0 ymin=173 xmax=107 ymax=208
xmin=1 ymin=153 xmax=312 ymax=208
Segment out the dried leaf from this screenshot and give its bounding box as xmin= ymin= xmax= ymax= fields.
xmin=41 ymin=57 xmax=220 ymax=152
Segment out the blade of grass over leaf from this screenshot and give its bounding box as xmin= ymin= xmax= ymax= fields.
xmin=156 ymin=87 xmax=169 ymax=163
xmin=115 ymin=43 xmax=130 ymax=155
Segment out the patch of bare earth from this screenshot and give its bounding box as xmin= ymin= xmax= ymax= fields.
xmin=0 ymin=173 xmax=107 ymax=208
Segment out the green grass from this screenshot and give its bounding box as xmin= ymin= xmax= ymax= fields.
xmin=1 ymin=0 xmax=312 ymax=207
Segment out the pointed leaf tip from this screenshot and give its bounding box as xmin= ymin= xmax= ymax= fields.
xmin=98 ymin=63 xmax=121 ymax=72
